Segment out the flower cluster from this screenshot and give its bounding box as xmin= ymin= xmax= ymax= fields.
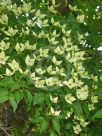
xmin=0 ymin=0 xmax=99 ymax=135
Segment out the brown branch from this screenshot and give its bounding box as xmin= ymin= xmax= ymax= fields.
xmin=0 ymin=127 xmax=11 ymax=136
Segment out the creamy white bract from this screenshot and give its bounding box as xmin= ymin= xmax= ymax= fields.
xmin=0 ymin=0 xmax=99 ymax=135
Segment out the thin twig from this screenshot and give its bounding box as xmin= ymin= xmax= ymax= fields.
xmin=4 ymin=104 xmax=8 ymax=127
xmin=0 ymin=127 xmax=11 ymax=136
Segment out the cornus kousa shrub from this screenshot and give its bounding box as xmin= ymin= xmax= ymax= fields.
xmin=0 ymin=0 xmax=101 ymax=136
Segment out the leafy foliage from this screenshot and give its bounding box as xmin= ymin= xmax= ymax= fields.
xmin=0 ymin=0 xmax=102 ymax=135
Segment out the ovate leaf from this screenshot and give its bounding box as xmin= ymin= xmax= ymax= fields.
xmin=24 ymin=90 xmax=32 ymax=105
xmin=33 ymin=93 xmax=44 ymax=105
xmin=31 ymin=116 xmax=44 ymax=123
xmin=0 ymin=77 xmax=20 ymax=90
xmin=72 ymin=101 xmax=84 ymax=117
xmin=52 ymin=118 xmax=60 ymax=134
xmin=93 ymin=109 xmax=102 ymax=119
xmin=49 ymin=130 xmax=57 ymax=136
xmin=23 ymin=90 xmax=32 ymax=110
xmin=14 ymin=91 xmax=23 ymax=105
xmin=40 ymin=119 xmax=48 ymax=133
xmin=0 ymin=91 xmax=9 ymax=103
xmin=96 ymin=87 xmax=102 ymax=98
xmin=9 ymin=94 xmax=17 ymax=112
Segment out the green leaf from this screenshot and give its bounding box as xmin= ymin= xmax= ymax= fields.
xmin=96 ymin=87 xmax=102 ymax=98
xmin=0 ymin=77 xmax=13 ymax=87
xmin=14 ymin=91 xmax=23 ymax=105
xmin=40 ymin=119 xmax=48 ymax=133
xmin=72 ymin=101 xmax=84 ymax=116
xmin=0 ymin=87 xmax=8 ymax=92
xmin=66 ymin=121 xmax=72 ymax=129
xmin=33 ymin=93 xmax=44 ymax=105
xmin=83 ymin=103 xmax=89 ymax=118
xmin=52 ymin=118 xmax=60 ymax=134
xmin=0 ymin=91 xmax=9 ymax=103
xmin=66 ymin=62 xmax=72 ymax=77
xmin=49 ymin=130 xmax=57 ymax=136
xmin=24 ymin=90 xmax=32 ymax=106
xmin=93 ymin=109 xmax=102 ymax=119
xmin=9 ymin=94 xmax=17 ymax=112
xmin=88 ymin=127 xmax=102 ymax=136
xmin=31 ymin=116 xmax=44 ymax=123
xmin=0 ymin=77 xmax=20 ymax=90
xmin=0 ymin=78 xmax=27 ymax=90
